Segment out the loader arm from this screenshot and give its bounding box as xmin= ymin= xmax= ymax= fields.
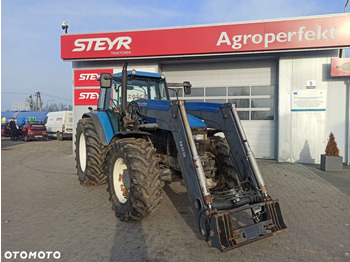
xmin=186 ymin=102 xmax=267 ymax=196
xmin=134 ymin=99 xmax=208 ymax=217
xmin=135 ymin=99 xmax=287 ymax=251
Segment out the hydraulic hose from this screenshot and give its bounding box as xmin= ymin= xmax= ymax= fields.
xmin=212 ymin=196 xmax=250 ymax=210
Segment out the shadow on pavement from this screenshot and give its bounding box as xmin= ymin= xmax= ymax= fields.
xmin=109 ymin=220 xmax=149 ymax=262
xmin=303 ymin=163 xmax=350 ymax=196
xmin=162 ymin=182 xmax=203 ymax=241
xmin=1 ymin=137 xmax=25 ymax=149
xmin=1 ymin=137 xmax=58 ymax=149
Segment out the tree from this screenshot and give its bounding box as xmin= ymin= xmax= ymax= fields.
xmin=325 ymin=132 xmax=340 ymax=157
xmin=43 ymin=102 xmax=72 ymax=112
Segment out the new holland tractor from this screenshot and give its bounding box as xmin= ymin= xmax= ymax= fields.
xmin=75 ymin=63 xmax=287 ymax=251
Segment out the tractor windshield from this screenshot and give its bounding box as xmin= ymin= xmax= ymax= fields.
xmin=105 ymin=77 xmax=168 ymax=111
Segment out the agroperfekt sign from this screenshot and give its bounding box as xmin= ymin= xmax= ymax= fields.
xmin=61 ymin=14 xmax=350 ymax=60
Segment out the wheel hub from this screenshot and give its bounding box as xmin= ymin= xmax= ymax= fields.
xmin=79 ymin=133 xmax=87 ymax=172
xmin=113 ymin=158 xmax=130 ymax=204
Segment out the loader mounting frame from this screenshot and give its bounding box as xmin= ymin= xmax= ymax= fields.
xmin=134 ymin=99 xmax=288 ymax=251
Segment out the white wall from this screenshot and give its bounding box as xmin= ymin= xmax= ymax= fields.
xmin=278 ymin=51 xmax=347 ymax=164
xmin=326 ymin=80 xmax=349 ymax=164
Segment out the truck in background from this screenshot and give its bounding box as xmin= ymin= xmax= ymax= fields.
xmin=44 ymin=111 xmax=73 ymax=140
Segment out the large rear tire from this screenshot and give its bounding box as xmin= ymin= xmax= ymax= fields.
xmin=75 ymin=118 xmax=107 ymax=186
xmin=105 ymin=138 xmax=164 ymax=221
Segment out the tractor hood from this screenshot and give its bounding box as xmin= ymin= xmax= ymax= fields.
xmin=136 ymin=99 xmax=208 ymax=128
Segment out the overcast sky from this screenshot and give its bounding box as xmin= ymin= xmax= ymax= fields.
xmin=1 ymin=0 xmax=349 ymax=111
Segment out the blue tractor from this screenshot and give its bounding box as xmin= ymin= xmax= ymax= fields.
xmin=75 ymin=63 xmax=287 ymax=251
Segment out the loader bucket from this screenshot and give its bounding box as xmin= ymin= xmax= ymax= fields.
xmin=207 ymin=200 xmax=287 ymax=252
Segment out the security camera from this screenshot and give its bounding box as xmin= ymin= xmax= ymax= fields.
xmin=62 ymin=21 xmax=68 ymax=34
xmin=61 ymin=21 xmax=68 ymax=29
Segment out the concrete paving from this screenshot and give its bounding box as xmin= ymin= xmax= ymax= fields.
xmin=1 ymin=138 xmax=350 ymax=261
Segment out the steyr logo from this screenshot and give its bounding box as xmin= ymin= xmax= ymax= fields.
xmin=79 ymin=73 xmax=99 ymax=81
xmin=74 ymin=88 xmax=100 ymax=105
xmin=72 ymin=37 xmax=132 ymax=52
xmin=79 ymin=92 xmax=99 ymax=100
xmin=74 ymin=69 xmax=113 ymax=87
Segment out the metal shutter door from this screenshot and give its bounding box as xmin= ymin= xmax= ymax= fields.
xmin=161 ymin=60 xmax=276 ymax=159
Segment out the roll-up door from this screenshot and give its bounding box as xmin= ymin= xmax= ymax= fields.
xmin=161 ymin=60 xmax=277 ymax=159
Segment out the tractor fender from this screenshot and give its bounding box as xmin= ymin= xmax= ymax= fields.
xmin=83 ymin=113 xmax=152 ymax=145
xmin=82 ymin=112 xmax=108 ymax=146
xmin=114 ymin=131 xmax=152 ymax=140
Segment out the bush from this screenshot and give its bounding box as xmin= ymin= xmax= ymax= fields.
xmin=325 ymin=132 xmax=340 ymax=157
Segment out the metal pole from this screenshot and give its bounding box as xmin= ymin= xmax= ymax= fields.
xmin=35 ymin=92 xmax=38 ymax=112
xmin=345 ymin=0 xmax=349 ymax=12
xmin=231 ymin=104 xmax=268 ymax=195
xmin=346 ymin=80 xmax=350 ymax=165
xmin=121 ymin=63 xmax=128 ymax=116
xmin=178 ymin=101 xmax=212 ymax=206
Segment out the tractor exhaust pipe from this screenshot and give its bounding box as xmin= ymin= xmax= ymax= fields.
xmin=121 ymin=62 xmax=128 ymax=116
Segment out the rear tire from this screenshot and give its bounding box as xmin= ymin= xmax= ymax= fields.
xmin=75 ymin=118 xmax=107 ymax=186
xmin=105 ymin=138 xmax=164 ymax=221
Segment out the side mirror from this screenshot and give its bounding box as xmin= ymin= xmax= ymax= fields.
xmin=183 ymin=81 xmax=192 ymax=95
xmin=99 ymin=73 xmax=112 ymax=88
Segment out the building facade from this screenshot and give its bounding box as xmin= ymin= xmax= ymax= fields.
xmin=61 ymin=13 xmax=350 ymax=165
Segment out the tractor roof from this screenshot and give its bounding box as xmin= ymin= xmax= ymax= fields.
xmin=113 ymin=70 xmax=163 ymax=79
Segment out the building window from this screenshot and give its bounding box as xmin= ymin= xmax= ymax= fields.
xmin=206 ymin=87 xmax=226 ymax=96
xmin=228 ymin=99 xmax=250 ymax=108
xmin=170 ymin=85 xmax=274 ymax=121
xmin=185 ymin=87 xmax=204 ymax=97
xmin=228 ymin=85 xmax=274 ymax=120
xmin=228 ymin=86 xmax=250 ymax=96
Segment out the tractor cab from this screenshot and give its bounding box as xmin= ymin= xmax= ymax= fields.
xmin=97 ymin=70 xmax=169 ymax=113
xmin=97 ymin=66 xmax=191 ymax=114
xmin=97 ymin=65 xmax=191 ymax=132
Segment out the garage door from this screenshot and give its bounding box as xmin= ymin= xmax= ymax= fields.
xmin=161 ymin=60 xmax=277 ymax=159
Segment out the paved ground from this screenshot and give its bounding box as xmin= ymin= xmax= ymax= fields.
xmin=1 ymin=138 xmax=350 ymax=261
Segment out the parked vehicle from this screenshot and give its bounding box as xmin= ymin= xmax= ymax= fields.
xmin=2 ymin=123 xmax=10 ymax=137
xmin=44 ymin=111 xmax=73 ymax=140
xmin=2 ymin=122 xmax=20 ymax=138
xmin=19 ymin=122 xmax=48 ymax=141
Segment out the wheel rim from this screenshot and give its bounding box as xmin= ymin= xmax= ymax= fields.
xmin=113 ymin=158 xmax=130 ymax=204
xmin=79 ymin=133 xmax=87 ymax=172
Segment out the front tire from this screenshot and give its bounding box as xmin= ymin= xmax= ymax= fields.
xmin=105 ymin=138 xmax=164 ymax=221
xmin=206 ymin=136 xmax=238 ymax=191
xmin=75 ymin=118 xmax=107 ymax=186
xmin=57 ymin=132 xmax=63 ymax=141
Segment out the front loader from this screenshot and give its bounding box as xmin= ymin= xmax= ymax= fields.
xmin=75 ymin=63 xmax=287 ymax=251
